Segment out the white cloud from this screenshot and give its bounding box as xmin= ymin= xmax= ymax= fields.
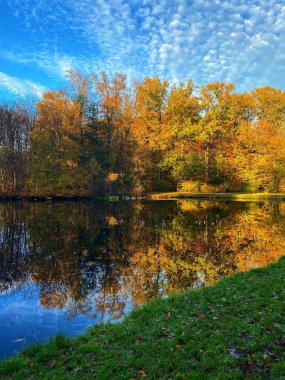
xmin=3 ymin=0 xmax=285 ymax=91
xmin=0 ymin=72 xmax=47 ymax=96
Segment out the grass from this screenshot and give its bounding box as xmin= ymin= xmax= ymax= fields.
xmin=1 ymin=258 xmax=285 ymax=379
xmin=148 ymin=192 xmax=285 ymax=201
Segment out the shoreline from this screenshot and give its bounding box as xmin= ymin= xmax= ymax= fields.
xmin=0 ymin=194 xmax=120 ymax=202
xmin=148 ymin=191 xmax=285 ymax=200
xmin=1 ymin=257 xmax=284 ymax=379
xmin=0 ymin=192 xmax=285 ymax=202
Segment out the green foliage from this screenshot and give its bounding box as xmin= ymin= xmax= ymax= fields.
xmin=160 ymin=152 xmax=205 ymax=182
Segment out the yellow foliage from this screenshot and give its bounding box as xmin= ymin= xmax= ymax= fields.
xmin=106 ymin=172 xmax=120 ymax=183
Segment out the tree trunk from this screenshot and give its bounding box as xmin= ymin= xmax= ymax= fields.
xmin=274 ymin=175 xmax=280 ymax=192
xmin=205 ymin=145 xmax=209 ymax=183
xmin=13 ymin=171 xmax=16 ymax=193
xmin=0 ymin=169 xmax=5 ymax=193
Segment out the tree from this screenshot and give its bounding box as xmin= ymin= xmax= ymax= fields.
xmin=197 ymin=82 xmax=236 ymax=184
xmin=132 ymin=77 xmax=169 ymax=191
xmin=231 ymin=87 xmax=285 ymax=192
xmin=31 ymin=90 xmax=89 ymax=194
xmin=0 ymin=97 xmax=35 ymax=193
xmin=92 ymin=72 xmax=135 ymax=194
xmin=160 ymin=81 xmax=202 ymax=188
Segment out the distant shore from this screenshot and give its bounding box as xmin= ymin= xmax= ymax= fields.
xmin=0 ymin=194 xmax=96 ymax=202
xmin=0 ymin=194 xmax=128 ymax=202
xmin=148 ymin=191 xmax=285 ymax=200
xmin=1 ymin=192 xmax=285 ymax=202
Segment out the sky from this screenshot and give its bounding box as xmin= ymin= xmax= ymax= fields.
xmin=0 ymin=0 xmax=285 ymax=98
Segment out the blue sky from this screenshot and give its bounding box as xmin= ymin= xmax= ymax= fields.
xmin=0 ymin=0 xmax=285 ymax=97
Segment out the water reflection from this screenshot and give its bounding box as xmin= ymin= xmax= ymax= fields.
xmin=0 ymin=200 xmax=284 ymax=358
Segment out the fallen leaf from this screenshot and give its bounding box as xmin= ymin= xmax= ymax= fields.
xmin=228 ymin=347 xmax=247 ymax=359
xmin=49 ymin=360 xmax=57 ymax=369
xmin=135 ymin=336 xmax=147 ymax=344
xmin=137 ymin=369 xmax=147 ymax=377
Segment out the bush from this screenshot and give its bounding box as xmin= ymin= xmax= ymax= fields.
xmin=200 ymin=183 xmax=226 ymax=193
xmin=178 ymin=181 xmax=227 ymax=193
xmin=178 ymin=180 xmax=201 ymax=192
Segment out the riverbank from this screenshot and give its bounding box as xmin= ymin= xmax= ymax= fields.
xmin=1 ymin=192 xmax=285 ymax=203
xmin=0 ymin=194 xmax=122 ymax=202
xmin=1 ymin=257 xmax=284 ymax=379
xmin=148 ymin=191 xmax=285 ymax=201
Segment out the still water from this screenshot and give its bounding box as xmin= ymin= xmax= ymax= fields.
xmin=0 ymin=200 xmax=284 ymax=359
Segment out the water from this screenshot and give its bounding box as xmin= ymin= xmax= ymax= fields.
xmin=0 ymin=199 xmax=284 ymax=359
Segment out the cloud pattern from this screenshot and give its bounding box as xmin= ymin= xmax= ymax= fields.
xmin=0 ymin=0 xmax=285 ymax=95
xmin=0 ymin=72 xmax=47 ymax=96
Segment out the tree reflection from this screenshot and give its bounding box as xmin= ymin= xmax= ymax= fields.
xmin=0 ymin=200 xmax=284 ymax=321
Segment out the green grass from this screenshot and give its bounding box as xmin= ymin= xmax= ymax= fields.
xmin=1 ymin=258 xmax=285 ymax=379
xmin=148 ymin=191 xmax=285 ymax=201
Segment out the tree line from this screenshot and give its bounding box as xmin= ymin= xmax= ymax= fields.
xmin=1 ymin=71 xmax=285 ymax=196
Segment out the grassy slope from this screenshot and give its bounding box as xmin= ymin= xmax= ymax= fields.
xmin=148 ymin=192 xmax=285 ymax=200
xmin=1 ymin=258 xmax=285 ymax=380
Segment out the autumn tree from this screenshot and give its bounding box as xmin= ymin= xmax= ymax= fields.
xmin=196 ymin=82 xmax=237 ymax=186
xmin=231 ymin=87 xmax=285 ymax=192
xmin=160 ymin=81 xmax=202 ymax=189
xmin=131 ymin=77 xmax=169 ymax=191
xmin=93 ymin=72 xmax=135 ymax=194
xmin=31 ymin=90 xmax=91 ymax=194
